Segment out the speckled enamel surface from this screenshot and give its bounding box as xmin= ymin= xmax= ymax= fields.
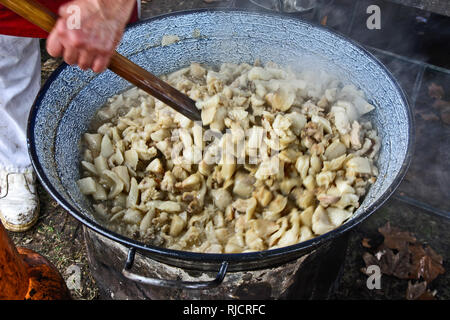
xmin=28 ymin=10 xmax=413 ymax=263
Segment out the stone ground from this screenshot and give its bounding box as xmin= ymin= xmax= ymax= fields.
xmin=6 ymin=0 xmax=449 ymax=300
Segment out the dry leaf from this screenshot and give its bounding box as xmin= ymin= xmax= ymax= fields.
xmin=433 ymin=99 xmax=450 ymax=110
xmin=406 ymin=281 xmax=428 ymax=300
xmin=362 ymin=251 xmax=378 ymax=270
xmin=362 ymin=222 xmax=445 ymax=299
xmin=410 ymin=244 xmax=445 ymax=283
xmin=369 ymin=245 xmax=411 ymax=279
xmin=428 ymin=83 xmax=444 ymax=100
xmin=361 ymin=237 xmax=372 ymax=248
xmin=378 ymin=222 xmax=416 ymax=250
xmin=441 ymin=106 xmax=450 ymax=125
xmin=417 ymin=110 xmax=440 ymax=121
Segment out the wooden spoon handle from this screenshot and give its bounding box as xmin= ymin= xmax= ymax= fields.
xmin=0 ymin=0 xmax=202 ymax=122
xmin=108 ymin=54 xmax=203 ymax=122
xmin=0 ymin=0 xmax=58 ymax=32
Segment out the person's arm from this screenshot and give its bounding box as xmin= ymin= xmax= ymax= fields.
xmin=46 ymin=0 xmax=136 ymax=72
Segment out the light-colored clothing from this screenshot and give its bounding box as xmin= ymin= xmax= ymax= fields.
xmin=0 ymin=35 xmax=41 ymax=172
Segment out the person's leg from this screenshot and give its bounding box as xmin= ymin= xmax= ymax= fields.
xmin=136 ymin=0 xmax=141 ymax=19
xmin=0 ymin=35 xmax=41 ymax=232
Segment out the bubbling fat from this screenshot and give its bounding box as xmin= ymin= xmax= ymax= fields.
xmin=77 ymin=61 xmax=380 ymax=253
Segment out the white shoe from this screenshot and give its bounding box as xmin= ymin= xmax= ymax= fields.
xmin=0 ymin=170 xmax=40 ymax=232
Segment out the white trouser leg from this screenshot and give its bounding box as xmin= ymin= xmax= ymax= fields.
xmin=0 ymin=35 xmax=41 ymax=173
xmin=136 ymin=0 xmax=142 ymax=19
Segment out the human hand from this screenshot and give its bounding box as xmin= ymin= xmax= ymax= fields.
xmin=46 ymin=0 xmax=135 ymax=72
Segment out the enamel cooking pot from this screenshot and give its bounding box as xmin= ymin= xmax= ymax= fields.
xmin=28 ymin=9 xmax=413 ymax=290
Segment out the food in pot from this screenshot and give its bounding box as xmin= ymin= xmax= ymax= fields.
xmin=77 ymin=61 xmax=380 ymax=253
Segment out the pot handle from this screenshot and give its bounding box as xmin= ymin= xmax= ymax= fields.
xmin=121 ymin=248 xmax=228 ymax=290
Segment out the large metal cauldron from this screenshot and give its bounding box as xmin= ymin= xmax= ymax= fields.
xmin=28 ymin=9 xmax=413 ymax=298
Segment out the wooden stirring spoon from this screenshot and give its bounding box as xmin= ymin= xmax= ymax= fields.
xmin=0 ymin=0 xmax=202 ymax=122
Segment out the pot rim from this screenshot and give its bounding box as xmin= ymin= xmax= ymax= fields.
xmin=27 ymin=8 xmax=415 ymax=265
